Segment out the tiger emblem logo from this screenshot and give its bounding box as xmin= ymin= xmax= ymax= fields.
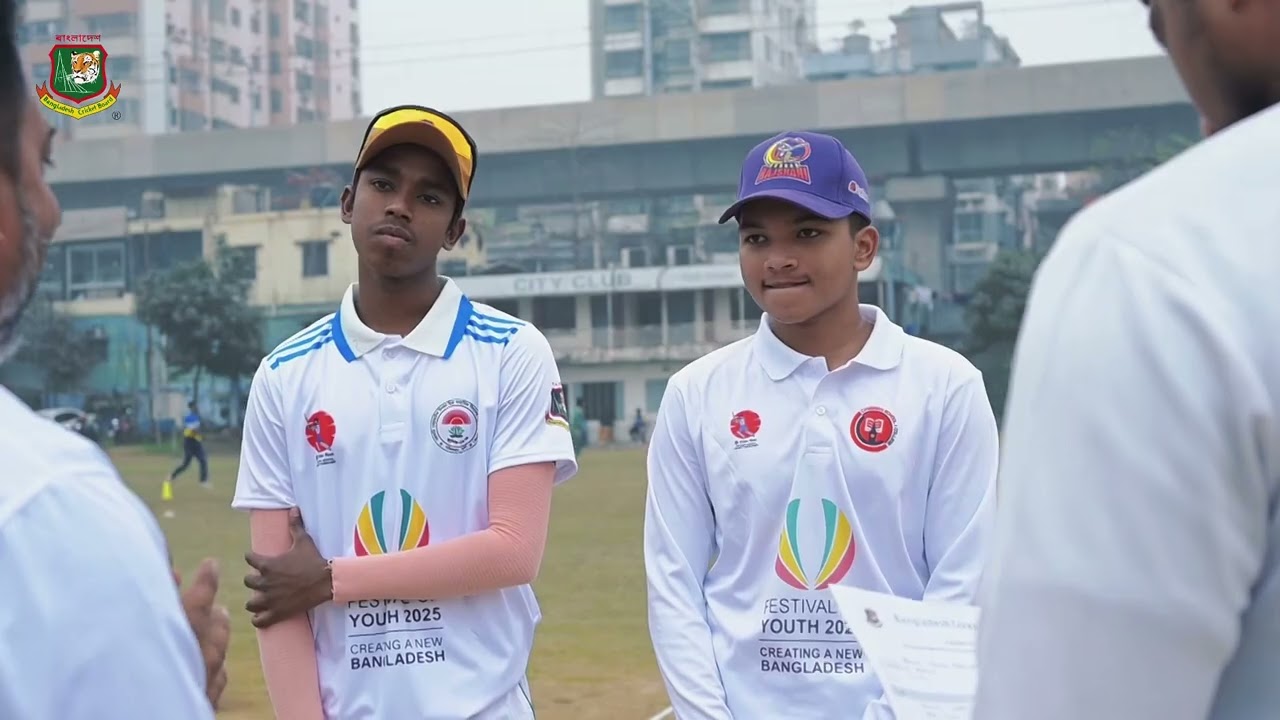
xmin=69 ymin=50 xmax=100 ymax=85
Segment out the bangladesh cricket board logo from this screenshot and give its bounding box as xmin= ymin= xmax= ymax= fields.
xmin=36 ymin=44 xmax=122 ymax=120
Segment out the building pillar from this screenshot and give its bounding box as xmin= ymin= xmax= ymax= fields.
xmin=574 ymin=294 xmax=591 ymax=345
xmin=713 ymin=289 xmax=733 ymax=342
xmin=884 ymin=175 xmax=954 ymax=294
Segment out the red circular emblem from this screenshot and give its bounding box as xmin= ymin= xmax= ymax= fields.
xmin=850 ymin=407 xmax=896 ymax=452
xmin=730 ymin=410 xmax=762 ymax=440
xmin=305 ymin=411 xmax=337 ymax=453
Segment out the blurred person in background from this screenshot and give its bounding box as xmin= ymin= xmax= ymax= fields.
xmin=0 ymin=0 xmax=229 ymax=714
xmin=165 ymin=399 xmax=210 ymax=497
xmin=975 ymin=0 xmax=1280 ymax=718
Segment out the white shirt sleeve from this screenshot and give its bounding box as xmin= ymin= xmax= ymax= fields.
xmin=0 ymin=473 xmax=214 ymax=719
xmin=232 ymin=362 xmax=295 ymax=510
xmin=921 ymin=371 xmax=999 ymax=601
xmin=644 ymin=380 xmax=733 ymax=720
xmin=489 ymin=325 xmax=578 ymax=484
xmin=973 ymin=230 xmax=1271 ymax=720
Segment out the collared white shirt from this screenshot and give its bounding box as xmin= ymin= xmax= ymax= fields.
xmin=645 ymin=306 xmax=998 ymax=720
xmin=233 ymin=278 xmax=576 ymax=720
xmin=975 ymin=104 xmax=1280 ymax=720
xmin=0 ymin=387 xmax=212 ymax=719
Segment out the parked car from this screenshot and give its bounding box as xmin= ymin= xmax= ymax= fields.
xmin=36 ymin=407 xmax=101 ymax=442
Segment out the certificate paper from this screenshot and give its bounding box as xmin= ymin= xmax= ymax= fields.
xmin=830 ymin=586 xmax=981 ymax=720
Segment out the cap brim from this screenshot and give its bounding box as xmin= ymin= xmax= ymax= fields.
xmin=355 ymin=123 xmax=468 ymax=200
xmin=718 ymin=189 xmax=859 ymax=224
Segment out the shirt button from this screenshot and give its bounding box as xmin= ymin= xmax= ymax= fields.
xmin=816 ymin=406 xmax=826 ymax=416
xmin=385 ymin=383 xmax=397 ymax=394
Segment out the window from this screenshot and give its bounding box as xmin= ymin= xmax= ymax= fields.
xmin=210 ymin=38 xmax=228 ymax=63
xmin=295 ymin=0 xmax=311 ymax=23
xmin=67 ymin=242 xmax=126 ymax=296
xmin=296 ymin=71 xmax=313 ymax=93
xmin=230 ymin=7 xmax=241 ymax=26
xmin=112 ymin=57 xmax=137 ymax=81
xmin=659 ymin=39 xmax=691 ymax=73
xmin=230 ymin=45 xmax=244 ymax=66
xmin=178 ymin=109 xmax=207 ymax=130
xmin=703 ymin=32 xmax=752 ymax=62
xmin=296 ymin=35 xmax=313 ymax=58
xmin=604 ymin=4 xmax=641 ymax=33
xmin=250 ymin=13 xmax=261 ymax=32
xmin=301 ymin=241 xmax=328 ymax=277
xmin=38 ymin=245 xmax=65 ymax=300
xmin=604 ymin=50 xmax=642 ymax=79
xmin=532 ymin=297 xmax=576 ymax=331
xmin=269 ymin=12 xmax=281 ymax=37
xmin=18 ymin=20 xmax=61 ymax=44
xmin=178 ymin=66 xmax=201 ymax=88
xmin=703 ymin=0 xmax=746 ymax=15
xmin=298 ymin=108 xmax=316 ymax=122
xmin=226 ymin=246 xmax=258 ymax=280
xmin=645 ymin=378 xmax=668 ymax=413
xmin=702 ymin=78 xmax=752 ymax=91
xmin=85 ymin=13 xmax=134 ymax=36
xmin=438 ymin=259 xmax=468 ymax=277
xmin=210 ymin=0 xmax=227 ymax=22
xmin=269 ymin=52 xmax=281 ymax=73
xmin=129 ymin=234 xmax=202 ymax=279
xmin=270 ymin=89 xmax=283 ymax=113
xmin=211 ymin=77 xmax=240 ymax=102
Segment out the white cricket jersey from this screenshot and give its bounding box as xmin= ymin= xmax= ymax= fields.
xmin=645 ymin=306 xmax=998 ymax=720
xmin=0 ymin=387 xmax=213 ymax=719
xmin=975 ymin=103 xmax=1280 ymax=720
xmin=233 ymin=279 xmax=577 ymax=720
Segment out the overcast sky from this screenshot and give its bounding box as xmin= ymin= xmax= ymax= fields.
xmin=357 ymin=0 xmax=1162 ymax=114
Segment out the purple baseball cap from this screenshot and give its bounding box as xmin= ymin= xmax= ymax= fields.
xmin=718 ymin=131 xmax=873 ymax=224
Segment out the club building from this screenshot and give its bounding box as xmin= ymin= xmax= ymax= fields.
xmin=24 ymin=189 xmax=903 ymax=441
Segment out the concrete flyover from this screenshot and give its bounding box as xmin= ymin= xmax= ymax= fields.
xmin=50 ymin=55 xmax=1196 ymax=208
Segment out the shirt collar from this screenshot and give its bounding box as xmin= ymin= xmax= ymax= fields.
xmin=331 ymin=278 xmax=473 ymax=361
xmin=753 ymin=304 xmax=905 ymax=381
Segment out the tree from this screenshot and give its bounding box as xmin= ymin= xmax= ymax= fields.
xmin=7 ymin=295 xmax=108 ymax=400
xmin=963 ymin=249 xmax=1040 ymax=356
xmin=962 ymin=130 xmax=1196 ymax=419
xmin=135 ymin=240 xmax=263 ymax=405
xmin=1083 ymin=129 xmax=1197 ymax=198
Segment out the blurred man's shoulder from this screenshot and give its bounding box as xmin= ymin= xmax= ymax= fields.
xmin=0 ymin=388 xmax=141 ymax=533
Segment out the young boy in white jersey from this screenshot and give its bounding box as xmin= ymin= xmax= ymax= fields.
xmin=232 ymin=105 xmax=578 ymax=720
xmin=644 ymin=131 xmax=999 ymax=719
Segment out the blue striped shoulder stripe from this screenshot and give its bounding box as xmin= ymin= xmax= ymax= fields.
xmin=267 ymin=314 xmax=336 ymax=370
xmin=465 ymin=305 xmax=524 ymax=346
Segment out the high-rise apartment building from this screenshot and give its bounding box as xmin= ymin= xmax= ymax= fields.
xmin=589 ymin=0 xmax=817 ymax=98
xmin=19 ymin=0 xmax=360 ymax=139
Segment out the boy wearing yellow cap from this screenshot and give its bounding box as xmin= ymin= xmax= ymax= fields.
xmin=232 ymin=106 xmax=577 ymax=719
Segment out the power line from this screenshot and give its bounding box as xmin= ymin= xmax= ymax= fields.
xmin=58 ymin=0 xmax=1138 ymax=81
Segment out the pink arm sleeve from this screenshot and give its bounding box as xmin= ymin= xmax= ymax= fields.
xmin=249 ymin=510 xmax=325 ymax=720
xmin=331 ymin=463 xmax=555 ymax=602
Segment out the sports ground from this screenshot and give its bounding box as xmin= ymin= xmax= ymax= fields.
xmin=112 ymin=444 xmax=669 ymax=719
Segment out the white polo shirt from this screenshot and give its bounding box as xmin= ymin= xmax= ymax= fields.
xmin=233 ymin=278 xmax=577 ymax=720
xmin=0 ymin=387 xmax=212 ymax=719
xmin=645 ymin=306 xmax=998 ymax=720
xmin=975 ymin=103 xmax=1280 ymax=720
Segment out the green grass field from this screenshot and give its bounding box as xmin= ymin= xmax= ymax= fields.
xmin=111 ymin=445 xmax=668 ymax=720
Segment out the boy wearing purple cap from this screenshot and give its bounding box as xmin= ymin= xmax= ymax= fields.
xmin=643 ymin=131 xmax=999 ymax=719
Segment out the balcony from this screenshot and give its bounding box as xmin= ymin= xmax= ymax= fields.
xmin=543 ymin=321 xmax=755 ymax=364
